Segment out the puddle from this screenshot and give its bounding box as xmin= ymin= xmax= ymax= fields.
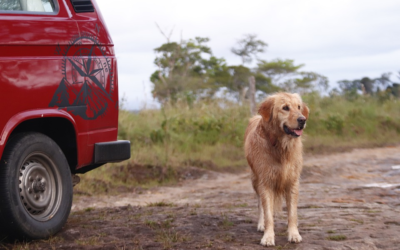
xmin=363 ymin=183 xmax=400 ymax=188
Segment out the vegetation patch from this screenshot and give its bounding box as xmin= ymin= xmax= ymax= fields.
xmin=219 ymin=214 xmax=234 ymax=229
xmin=147 ymin=201 xmax=175 ymax=207
xmin=84 ymin=207 xmax=95 ymax=212
xmin=327 ymin=235 xmax=347 ymax=241
xmin=156 ymin=229 xmax=188 ymax=249
xmin=75 ymin=94 xmax=400 ymax=195
xmin=350 ymin=218 xmax=364 ymax=224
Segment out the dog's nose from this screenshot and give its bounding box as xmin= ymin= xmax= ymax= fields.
xmin=297 ymin=117 xmax=306 ymax=124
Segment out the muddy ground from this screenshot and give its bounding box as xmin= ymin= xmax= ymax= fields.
xmin=2 ymin=146 xmax=400 ymax=250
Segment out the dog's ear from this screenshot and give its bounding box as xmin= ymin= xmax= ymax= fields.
xmin=258 ymin=96 xmax=275 ymax=122
xmin=301 ymin=102 xmax=310 ymax=119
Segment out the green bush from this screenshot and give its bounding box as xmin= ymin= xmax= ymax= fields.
xmin=323 ymin=114 xmax=344 ymax=135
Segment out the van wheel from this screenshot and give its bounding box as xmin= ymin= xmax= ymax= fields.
xmin=0 ymin=132 xmax=72 ymax=240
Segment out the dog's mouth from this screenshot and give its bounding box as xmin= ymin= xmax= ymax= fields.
xmin=284 ymin=125 xmax=303 ymax=137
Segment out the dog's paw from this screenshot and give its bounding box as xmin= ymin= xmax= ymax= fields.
xmin=257 ymin=223 xmax=265 ymax=232
xmin=260 ymin=234 xmax=275 ymax=246
xmin=288 ymin=232 xmax=302 ymax=243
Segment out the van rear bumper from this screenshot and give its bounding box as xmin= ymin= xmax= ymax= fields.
xmin=94 ymin=140 xmax=131 ymax=164
xmin=73 ymin=140 xmax=131 ymax=174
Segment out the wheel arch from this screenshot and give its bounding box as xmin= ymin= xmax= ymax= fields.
xmin=0 ymin=110 xmax=79 ymax=173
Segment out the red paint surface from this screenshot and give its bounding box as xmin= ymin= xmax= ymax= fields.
xmin=0 ymin=0 xmax=119 ymax=169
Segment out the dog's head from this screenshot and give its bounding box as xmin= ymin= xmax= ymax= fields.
xmin=258 ymin=92 xmax=309 ymax=138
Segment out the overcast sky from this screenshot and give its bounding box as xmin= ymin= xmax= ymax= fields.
xmin=96 ymin=0 xmax=400 ymax=110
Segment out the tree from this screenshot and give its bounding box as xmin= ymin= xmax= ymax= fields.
xmin=224 ymin=65 xmax=252 ymax=101
xmin=257 ymin=59 xmax=328 ymax=94
xmin=360 ymin=77 xmax=374 ymax=94
xmin=231 ymin=34 xmax=267 ymax=65
xmin=230 ymin=35 xmax=327 ymax=99
xmin=340 ymin=76 xmax=380 ymax=95
xmin=230 ymin=34 xmax=267 ymax=107
xmin=338 ymin=72 xmax=399 ymax=98
xmin=150 ymin=37 xmax=227 ymax=105
xmin=373 ymin=72 xmax=400 ymax=98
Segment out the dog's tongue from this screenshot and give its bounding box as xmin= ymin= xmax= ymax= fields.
xmin=294 ymin=129 xmax=303 ymax=136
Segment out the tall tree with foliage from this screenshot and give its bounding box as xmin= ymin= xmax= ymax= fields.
xmin=229 ymin=35 xmax=327 ymax=99
xmin=231 ymin=34 xmax=267 ymax=65
xmin=151 ymin=36 xmax=227 ymax=105
xmin=256 ymin=59 xmax=328 ymax=94
xmin=229 ymin=34 xmax=267 ymax=103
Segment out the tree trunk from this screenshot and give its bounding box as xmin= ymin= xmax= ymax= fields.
xmin=248 ymin=76 xmax=256 ymax=116
xmin=240 ymin=87 xmax=248 ymax=105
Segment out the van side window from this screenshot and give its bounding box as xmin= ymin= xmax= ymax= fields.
xmin=0 ymin=0 xmax=56 ymax=13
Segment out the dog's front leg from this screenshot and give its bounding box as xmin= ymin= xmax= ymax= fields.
xmin=260 ymin=189 xmax=275 ymax=246
xmin=286 ymin=181 xmax=302 ymax=243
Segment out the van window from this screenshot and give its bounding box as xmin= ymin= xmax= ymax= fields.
xmin=0 ymin=0 xmax=55 ymax=12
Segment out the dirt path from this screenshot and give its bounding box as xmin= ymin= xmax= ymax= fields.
xmin=3 ymin=146 xmax=400 ymax=249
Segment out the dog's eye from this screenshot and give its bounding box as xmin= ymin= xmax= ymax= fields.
xmin=298 ymin=105 xmax=301 ymax=110
xmin=283 ymin=106 xmax=289 ymax=111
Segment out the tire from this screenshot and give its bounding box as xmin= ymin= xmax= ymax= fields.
xmin=0 ymin=132 xmax=73 ymax=240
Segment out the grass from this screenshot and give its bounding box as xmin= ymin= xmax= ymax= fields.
xmin=120 ymin=99 xmax=249 ymax=168
xmin=147 ymin=201 xmax=175 ymax=207
xmin=75 ymin=235 xmax=101 ymax=246
xmin=220 ymin=214 xmax=234 ymax=229
xmin=84 ymin=207 xmax=95 ymax=212
xmin=125 ymin=94 xmax=400 ymax=158
xmin=189 ymin=209 xmax=197 ymax=216
xmin=202 ymin=240 xmax=213 ymax=248
xmin=304 ymin=93 xmax=400 ymax=153
xmin=145 ymin=220 xmax=158 ymax=229
xmin=243 ymin=219 xmax=253 ymax=224
xmin=234 ymin=203 xmax=248 ymax=208
xmin=156 ymin=229 xmax=188 ymax=249
xmin=219 ymin=233 xmax=235 ymax=242
xmin=74 ymin=94 xmax=400 ymax=195
xmin=350 ymin=218 xmax=364 ymax=224
xmin=0 ymin=242 xmax=33 ymax=250
xmin=326 ymin=235 xmax=347 ymax=241
xmin=0 ymin=236 xmax=65 ymax=250
xmin=145 ymin=219 xmax=174 ymax=230
xmin=366 ymin=210 xmax=381 ymax=213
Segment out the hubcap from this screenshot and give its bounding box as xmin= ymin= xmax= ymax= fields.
xmin=19 ymin=153 xmax=62 ymax=221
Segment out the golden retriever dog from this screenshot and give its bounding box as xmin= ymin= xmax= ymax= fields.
xmin=244 ymin=92 xmax=309 ymax=246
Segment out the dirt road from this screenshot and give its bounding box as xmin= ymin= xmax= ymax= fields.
xmin=3 ymin=146 xmax=400 ymax=249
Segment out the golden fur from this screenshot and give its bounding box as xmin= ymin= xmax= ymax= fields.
xmin=244 ymin=92 xmax=309 ymax=246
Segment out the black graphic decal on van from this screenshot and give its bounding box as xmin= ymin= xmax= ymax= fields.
xmin=49 ymin=33 xmax=114 ymax=120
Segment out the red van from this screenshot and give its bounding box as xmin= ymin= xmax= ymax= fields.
xmin=0 ymin=0 xmax=130 ymax=240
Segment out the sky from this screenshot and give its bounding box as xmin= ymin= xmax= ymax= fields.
xmin=96 ymin=0 xmax=400 ymax=110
